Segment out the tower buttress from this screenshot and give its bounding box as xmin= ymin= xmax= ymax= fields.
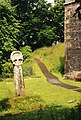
xmin=64 ymin=0 xmax=81 ymax=80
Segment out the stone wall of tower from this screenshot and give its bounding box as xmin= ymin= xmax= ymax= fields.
xmin=64 ymin=0 xmax=81 ymax=79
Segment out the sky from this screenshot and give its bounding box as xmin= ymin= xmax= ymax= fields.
xmin=46 ymin=0 xmax=54 ymax=5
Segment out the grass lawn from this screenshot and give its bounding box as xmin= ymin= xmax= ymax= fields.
xmin=0 ymin=74 xmax=81 ymax=119
xmin=0 ymin=43 xmax=81 ymax=120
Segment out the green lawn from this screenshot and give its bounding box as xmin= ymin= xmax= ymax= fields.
xmin=0 ymin=43 xmax=81 ymax=119
xmin=0 ymin=74 xmax=81 ymax=119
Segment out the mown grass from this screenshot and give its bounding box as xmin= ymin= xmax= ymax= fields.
xmin=1 ymin=43 xmax=81 ymax=119
xmin=0 ymin=77 xmax=81 ymax=120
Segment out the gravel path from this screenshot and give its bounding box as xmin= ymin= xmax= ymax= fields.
xmin=34 ymin=58 xmax=81 ymax=93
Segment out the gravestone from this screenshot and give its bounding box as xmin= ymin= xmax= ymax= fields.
xmin=10 ymin=51 xmax=25 ymax=96
xmin=64 ymin=0 xmax=81 ymax=80
xmin=28 ymin=66 xmax=32 ymax=76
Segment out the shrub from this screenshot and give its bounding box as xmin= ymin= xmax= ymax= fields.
xmin=57 ymin=57 xmax=64 ymax=74
xmin=20 ymin=46 xmax=32 ymax=60
xmin=2 ymin=62 xmax=13 ymax=78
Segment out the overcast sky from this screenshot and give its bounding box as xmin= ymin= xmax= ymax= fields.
xmin=46 ymin=0 xmax=54 ymax=5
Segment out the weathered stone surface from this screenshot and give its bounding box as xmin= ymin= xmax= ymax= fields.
xmin=74 ymin=71 xmax=81 ymax=81
xmin=64 ymin=0 xmax=81 ymax=80
xmin=11 ymin=51 xmax=25 ymax=96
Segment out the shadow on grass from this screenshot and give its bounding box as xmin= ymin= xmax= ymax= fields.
xmin=0 ymin=76 xmax=3 ymax=82
xmin=59 ymin=57 xmax=64 ymax=75
xmin=0 ymin=98 xmax=11 ymax=112
xmin=0 ymin=104 xmax=81 ymax=120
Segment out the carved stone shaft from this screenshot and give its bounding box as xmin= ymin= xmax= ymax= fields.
xmin=14 ymin=66 xmax=25 ymax=96
xmin=11 ymin=51 xmax=25 ymax=96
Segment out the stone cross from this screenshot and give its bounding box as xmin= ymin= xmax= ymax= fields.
xmin=10 ymin=51 xmax=25 ymax=96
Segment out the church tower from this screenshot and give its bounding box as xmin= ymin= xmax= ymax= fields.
xmin=64 ymin=0 xmax=81 ymax=80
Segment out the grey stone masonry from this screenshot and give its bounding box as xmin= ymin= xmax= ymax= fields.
xmin=64 ymin=0 xmax=81 ymax=80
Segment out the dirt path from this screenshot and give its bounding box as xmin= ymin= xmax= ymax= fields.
xmin=34 ymin=58 xmax=81 ymax=93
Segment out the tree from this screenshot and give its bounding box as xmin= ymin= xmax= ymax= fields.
xmin=11 ymin=0 xmax=64 ymax=50
xmin=11 ymin=0 xmax=56 ymax=50
xmin=53 ymin=0 xmax=64 ymax=42
xmin=38 ymin=26 xmax=57 ymax=46
xmin=0 ymin=0 xmax=20 ymax=73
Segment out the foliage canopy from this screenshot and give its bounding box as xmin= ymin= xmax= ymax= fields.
xmin=0 ymin=0 xmax=20 ymax=73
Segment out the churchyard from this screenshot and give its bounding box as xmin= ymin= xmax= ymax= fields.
xmin=0 ymin=43 xmax=81 ymax=120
